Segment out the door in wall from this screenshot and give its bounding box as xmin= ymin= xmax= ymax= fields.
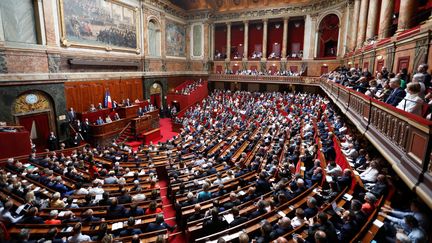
xmin=17 ymin=112 xmax=51 ymax=150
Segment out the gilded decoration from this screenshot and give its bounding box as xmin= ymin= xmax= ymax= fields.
xmin=58 ymin=0 xmax=140 ymax=53
xmin=14 ymin=92 xmax=50 ymax=115
xmin=150 ymin=83 xmax=162 ymax=95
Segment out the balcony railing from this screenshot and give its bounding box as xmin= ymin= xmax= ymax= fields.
xmin=208 ymin=74 xmax=432 ymax=208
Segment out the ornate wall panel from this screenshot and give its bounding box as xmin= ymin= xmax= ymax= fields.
xmin=165 ymin=19 xmax=186 ymax=57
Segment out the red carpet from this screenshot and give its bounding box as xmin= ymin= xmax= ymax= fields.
xmin=147 ymin=118 xmax=179 ymax=145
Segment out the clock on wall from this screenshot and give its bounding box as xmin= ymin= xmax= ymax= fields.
xmin=25 ymin=94 xmax=39 ymax=104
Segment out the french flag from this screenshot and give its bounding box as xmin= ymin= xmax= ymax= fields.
xmin=104 ymin=90 xmax=112 ymax=108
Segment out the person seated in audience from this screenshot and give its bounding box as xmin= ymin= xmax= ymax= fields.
xmin=249 ymin=200 xmax=270 ymax=219
xmin=254 ymin=220 xmax=273 ymax=243
xmin=338 ymin=210 xmax=358 ymax=242
xmin=105 ymin=115 xmax=112 ymax=123
xmin=68 ymin=222 xmax=91 ymax=242
xmin=117 ymin=188 xmax=132 ymax=204
xmin=306 ymin=212 xmax=338 ymax=243
xmin=96 ymin=116 xmax=104 ymax=125
xmin=50 ymin=192 xmax=65 ymax=208
xmin=403 ymin=215 xmax=428 ymax=243
xmin=385 ymin=77 xmax=406 ymax=107
xmin=203 ymin=207 xmax=228 ymax=235
xmin=89 ymin=104 xmax=97 ymax=112
xmin=270 ymin=217 xmax=293 ymax=240
xmin=0 ymin=201 xmax=23 ymax=225
xmin=145 ymin=213 xmax=176 ymax=232
xmin=119 ymin=217 xmax=142 ymax=237
xmin=81 ymin=209 xmax=100 ymax=223
xmin=21 ymin=207 xmax=44 ymax=224
xmin=325 ymin=161 xmax=342 ymax=178
xmin=112 ymin=112 xmax=120 ymax=121
xmin=222 ymin=192 xmax=242 ymax=210
xmin=337 ymin=169 xmax=353 ymax=189
xmin=304 ymin=197 xmax=319 ymax=219
xmin=380 ymin=199 xmax=429 ymax=234
xmin=397 ymin=82 xmax=424 ymax=115
xmin=45 ymin=210 xmax=61 ymax=225
xmin=62 ymin=211 xmax=80 ymax=224
xmin=361 ymin=192 xmax=377 ymax=216
xmin=145 ymin=201 xmax=163 ymax=215
xmin=107 ymin=198 xmax=127 ymax=219
xmin=360 ymin=160 xmax=379 ymax=183
xmin=367 ymin=174 xmax=388 ymax=197
xmin=228 ymin=206 xmax=247 ymax=228
xmin=187 ymin=204 xmax=204 ymax=223
xmin=197 ymin=182 xmax=212 ymax=202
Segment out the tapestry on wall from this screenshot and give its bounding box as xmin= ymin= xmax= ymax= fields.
xmin=165 ymin=20 xmax=186 ymax=57
xmin=59 ymin=0 xmax=138 ymax=51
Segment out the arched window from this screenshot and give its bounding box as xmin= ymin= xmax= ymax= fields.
xmin=317 ymin=14 xmax=339 ymax=58
xmin=148 ymin=19 xmax=161 ymax=57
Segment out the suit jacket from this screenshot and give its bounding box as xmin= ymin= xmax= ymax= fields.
xmin=67 ymin=111 xmax=76 ymax=122
xmin=229 ymin=216 xmax=248 ymax=227
xmin=385 ymin=87 xmax=406 ymax=106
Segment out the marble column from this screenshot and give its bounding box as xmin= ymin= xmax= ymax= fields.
xmin=357 ymin=0 xmax=369 ymax=47
xmin=366 ymin=0 xmax=380 ymax=40
xmin=397 ymin=0 xmax=416 ymax=32
xmin=282 ymin=17 xmax=289 ymax=59
xmin=303 ymin=14 xmax=317 ymax=59
xmin=262 ymin=19 xmax=268 ymax=60
xmin=226 ymin=22 xmax=231 ymax=60
xmin=378 ymin=0 xmax=394 ymax=38
xmin=350 ymin=0 xmax=361 ymax=50
xmin=243 ymin=21 xmax=249 ymax=60
xmin=210 ymin=24 xmax=215 ymax=60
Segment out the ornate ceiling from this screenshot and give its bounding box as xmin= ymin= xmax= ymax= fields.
xmin=169 ymin=0 xmax=312 ymax=11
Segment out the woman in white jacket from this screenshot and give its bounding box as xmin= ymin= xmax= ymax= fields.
xmin=397 ymin=82 xmax=424 ymax=116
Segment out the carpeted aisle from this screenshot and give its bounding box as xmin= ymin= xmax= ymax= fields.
xmin=152 ymin=118 xmax=179 ymax=144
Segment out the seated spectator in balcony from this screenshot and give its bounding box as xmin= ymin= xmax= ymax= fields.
xmin=397 ymin=82 xmax=424 ymax=116
xmin=343 ymin=143 xmax=358 ymax=162
xmin=380 ymin=199 xmax=429 ymax=234
xmin=375 ymin=80 xmax=392 ymax=101
xmin=203 ymin=207 xmax=228 ymax=235
xmin=353 ymin=149 xmax=367 ymax=169
xmin=337 ymin=169 xmax=353 ymax=189
xmin=365 ymin=80 xmax=378 ymax=97
xmin=360 ymin=161 xmax=379 ymax=183
xmin=367 ymin=174 xmax=388 ymax=197
xmin=398 ymin=68 xmax=410 ymax=89
xmin=403 ymin=215 xmax=428 ymax=243
xmin=385 ymin=78 xmax=406 ymax=107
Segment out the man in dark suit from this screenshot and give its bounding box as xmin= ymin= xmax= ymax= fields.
xmin=81 ymin=118 xmax=90 ymax=141
xmin=270 ymin=217 xmax=294 ymax=239
xmin=145 ymin=214 xmax=176 ymax=232
xmin=385 ymin=78 xmax=406 ymax=106
xmin=203 ymin=208 xmax=228 ymax=235
xmin=107 ymin=198 xmax=127 ymax=219
xmin=229 ymin=206 xmax=248 ymax=227
xmin=67 ymin=107 xmax=76 ymax=122
xmin=47 ymin=132 xmax=58 ymax=151
xmin=137 ymin=107 xmax=145 ymax=117
xmin=187 ymin=204 xmax=204 ymax=223
xmin=338 ymin=210 xmax=358 ymax=242
xmin=21 ymin=207 xmax=44 ymax=224
xmin=304 ymin=197 xmax=319 ymax=219
xmin=119 ymin=217 xmax=142 ymax=236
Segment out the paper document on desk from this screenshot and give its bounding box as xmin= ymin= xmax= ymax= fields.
xmin=277 ymin=210 xmax=286 ymax=217
xmin=342 ymin=193 xmax=353 ymax=201
xmin=223 ymin=214 xmax=234 ymax=224
xmin=373 ymin=219 xmax=384 ymax=228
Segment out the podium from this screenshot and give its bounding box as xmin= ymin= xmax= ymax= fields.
xmin=131 ymin=116 xmax=152 ymax=136
xmin=117 ymin=105 xmax=139 ymax=119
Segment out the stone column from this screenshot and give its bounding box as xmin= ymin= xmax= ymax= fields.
xmin=210 ymin=23 xmax=215 ymax=60
xmin=350 ymin=0 xmax=361 ymax=50
xmin=282 ymin=17 xmax=289 ymax=59
xmin=41 ymin=0 xmax=57 ymax=46
xmin=303 ymin=14 xmax=317 ymax=59
xmin=243 ymin=21 xmax=249 ymax=60
xmin=397 ymin=0 xmax=416 ymax=32
xmin=226 ymin=22 xmax=231 ymax=61
xmin=357 ymin=0 xmax=369 ymax=47
xmin=378 ymin=0 xmax=394 ymax=38
xmin=262 ymin=19 xmax=268 ymax=60
xmin=366 ymin=0 xmax=380 ymax=40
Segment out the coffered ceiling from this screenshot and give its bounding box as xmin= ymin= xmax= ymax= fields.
xmin=169 ymin=0 xmax=312 ymax=11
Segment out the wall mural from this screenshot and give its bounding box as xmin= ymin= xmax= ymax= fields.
xmin=59 ymin=0 xmax=139 ymax=52
xmin=165 ymin=20 xmax=186 ymax=57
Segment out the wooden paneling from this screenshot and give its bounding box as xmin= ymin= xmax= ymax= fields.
xmin=65 ymin=78 xmax=143 ymax=113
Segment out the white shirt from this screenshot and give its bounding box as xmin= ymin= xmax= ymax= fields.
xmin=397 ymin=93 xmax=424 ymax=115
